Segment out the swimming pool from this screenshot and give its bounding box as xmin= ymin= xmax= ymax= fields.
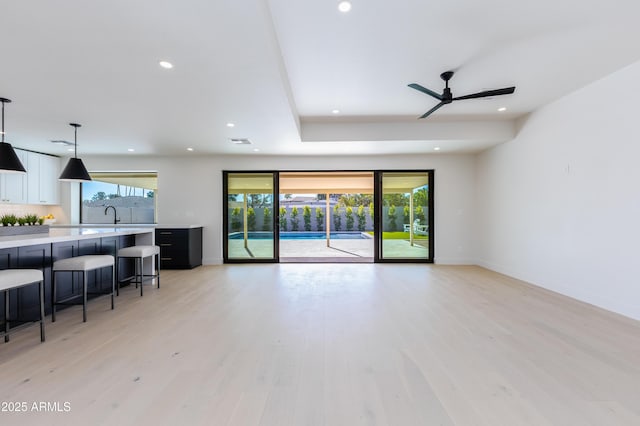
xmin=228 ymin=231 xmax=370 ymax=240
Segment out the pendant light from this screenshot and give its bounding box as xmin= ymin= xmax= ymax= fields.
xmin=59 ymin=123 xmax=92 ymax=182
xmin=0 ymin=97 xmax=27 ymax=173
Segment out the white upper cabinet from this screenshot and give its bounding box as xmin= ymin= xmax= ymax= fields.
xmin=27 ymin=151 xmax=60 ymax=205
xmin=0 ymin=149 xmax=29 ymax=203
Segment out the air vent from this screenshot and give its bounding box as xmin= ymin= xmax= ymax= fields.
xmin=51 ymin=140 xmax=75 ymax=146
xmin=230 ymin=138 xmax=252 ymax=145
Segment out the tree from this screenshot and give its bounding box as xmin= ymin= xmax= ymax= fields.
xmin=333 ymin=204 xmax=342 ymax=231
xmin=279 ymin=207 xmax=287 ymax=231
xmin=357 ymin=205 xmax=366 ymax=231
xmin=263 ymin=207 xmax=271 ymax=231
xmin=383 ymin=193 xmax=408 ymax=207
xmin=247 ymin=207 xmax=256 ymax=231
xmin=369 ymin=201 xmax=374 ymax=222
xmin=388 ymin=204 xmax=397 ymax=232
xmin=315 ymin=207 xmax=324 ymax=231
xmin=146 ymin=191 xmax=155 ymax=198
xmin=91 ymin=191 xmax=107 ymax=201
xmin=403 ymin=205 xmax=410 ymax=225
xmin=413 ymin=187 xmax=428 ymax=208
xmin=290 ymin=206 xmax=300 ymax=231
xmin=231 ymin=207 xmax=242 ymax=232
xmin=303 ymin=205 xmax=312 ymax=231
xmin=345 ymin=206 xmax=354 ymax=231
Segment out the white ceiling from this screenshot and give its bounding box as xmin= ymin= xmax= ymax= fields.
xmin=1 ymin=0 xmax=639 ymax=157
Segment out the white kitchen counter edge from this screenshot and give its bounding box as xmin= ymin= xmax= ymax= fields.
xmin=0 ymin=227 xmax=154 ymax=249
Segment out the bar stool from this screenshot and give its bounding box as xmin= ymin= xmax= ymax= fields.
xmin=117 ymin=245 xmax=160 ymax=296
xmin=52 ymin=255 xmax=115 ymax=323
xmin=0 ymin=269 xmax=45 ymax=343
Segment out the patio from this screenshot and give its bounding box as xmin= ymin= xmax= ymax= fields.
xmin=227 ymin=237 xmax=428 ymax=261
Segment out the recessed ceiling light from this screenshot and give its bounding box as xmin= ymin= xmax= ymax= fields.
xmin=187 ymin=147 xmax=194 ymax=151
xmin=159 ymin=61 xmax=173 ymax=69
xmin=434 ymin=147 xmax=441 ymax=151
xmin=253 ymin=148 xmax=260 ymax=152
xmin=338 ymin=1 xmax=352 ymax=12
xmin=67 ymin=148 xmax=74 ymax=152
xmin=332 ymin=109 xmax=340 ymax=114
xmin=226 ymin=122 xmax=235 ymax=128
xmin=127 ymin=148 xmax=135 ymax=152
xmin=498 ymin=107 xmax=507 ymax=112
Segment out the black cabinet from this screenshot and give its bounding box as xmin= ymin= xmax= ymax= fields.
xmin=155 ymin=227 xmax=202 ymax=269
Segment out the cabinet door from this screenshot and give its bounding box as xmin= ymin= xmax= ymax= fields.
xmin=39 ymin=154 xmax=60 ymax=204
xmin=0 ymin=149 xmax=28 ymax=203
xmin=27 ymin=152 xmax=60 ymax=204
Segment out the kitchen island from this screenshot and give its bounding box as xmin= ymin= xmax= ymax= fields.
xmin=0 ymin=227 xmax=155 ymax=328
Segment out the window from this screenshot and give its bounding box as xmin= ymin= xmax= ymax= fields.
xmin=81 ymin=172 xmax=157 ymax=224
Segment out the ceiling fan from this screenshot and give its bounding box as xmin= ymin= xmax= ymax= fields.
xmin=408 ymin=71 xmax=516 ymax=119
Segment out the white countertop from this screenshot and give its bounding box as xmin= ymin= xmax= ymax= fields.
xmin=0 ymin=227 xmax=154 ymax=249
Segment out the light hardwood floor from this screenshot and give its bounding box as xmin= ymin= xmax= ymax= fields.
xmin=1 ymin=264 xmax=639 ymax=425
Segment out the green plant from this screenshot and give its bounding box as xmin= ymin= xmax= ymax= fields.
xmin=388 ymin=204 xmax=397 ymax=232
xmin=403 ymin=205 xmax=410 ymax=225
xmin=333 ymin=204 xmax=341 ymax=231
xmin=279 ymin=207 xmax=287 ymax=231
xmin=345 ymin=206 xmax=354 ymax=231
xmin=38 ymin=217 xmax=45 ymax=225
xmin=369 ymin=202 xmax=374 ymax=222
xmin=303 ymin=205 xmax=312 ymax=231
xmin=25 ymin=214 xmax=39 ymax=225
xmin=247 ymin=207 xmax=256 ymax=231
xmin=231 ymin=207 xmax=242 ymax=232
xmin=315 ymin=207 xmax=324 ymax=231
xmin=357 ymin=205 xmax=366 ymax=231
xmin=290 ymin=206 xmax=300 ymax=231
xmin=262 ymin=207 xmax=271 ymax=231
xmin=18 ymin=217 xmax=26 ymax=226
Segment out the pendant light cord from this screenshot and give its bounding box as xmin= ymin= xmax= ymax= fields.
xmin=70 ymin=123 xmax=81 ymax=159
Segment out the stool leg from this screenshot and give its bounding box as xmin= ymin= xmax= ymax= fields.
xmin=140 ymin=257 xmax=144 ymax=297
xmin=52 ymin=271 xmax=57 ymax=323
xmin=39 ymin=280 xmax=45 ymax=342
xmin=4 ymin=290 xmax=9 ymax=343
xmin=83 ymin=271 xmax=88 ymax=323
xmin=111 ymin=264 xmax=115 ymax=310
xmin=156 ymin=252 xmax=160 ymax=289
xmin=115 ymin=257 xmax=120 ymax=296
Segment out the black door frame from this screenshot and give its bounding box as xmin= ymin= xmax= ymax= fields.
xmin=223 ymin=171 xmax=280 ymax=263
xmin=374 ymin=170 xmax=434 ymax=263
xmin=223 ymin=169 xmax=434 ymax=264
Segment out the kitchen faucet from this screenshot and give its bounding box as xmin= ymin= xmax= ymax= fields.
xmin=104 ymin=206 xmax=120 ymax=224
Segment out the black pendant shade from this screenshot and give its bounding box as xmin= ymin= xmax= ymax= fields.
xmin=0 ymin=97 xmax=27 ymax=174
xmin=59 ymin=123 xmax=92 ymax=182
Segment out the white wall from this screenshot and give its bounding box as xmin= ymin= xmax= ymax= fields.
xmin=77 ymin=154 xmax=477 ymax=265
xmin=476 ymin=60 xmax=640 ymax=320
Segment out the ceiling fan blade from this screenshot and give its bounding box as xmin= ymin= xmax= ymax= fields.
xmin=452 ymin=86 xmax=515 ymax=101
xmin=408 ymin=83 xmax=443 ymax=101
xmin=419 ymin=102 xmax=445 ymax=119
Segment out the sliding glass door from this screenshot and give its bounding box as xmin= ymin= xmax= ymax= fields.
xmin=375 ymin=171 xmax=433 ymax=262
xmin=223 ymin=172 xmax=279 ymax=262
